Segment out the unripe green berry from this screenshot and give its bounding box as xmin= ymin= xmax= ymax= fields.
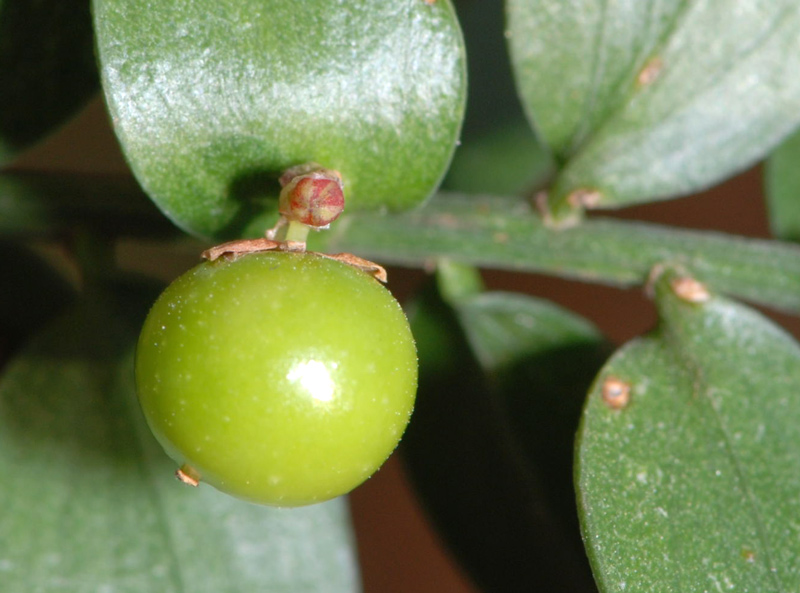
xmin=135 ymin=251 xmax=417 ymax=507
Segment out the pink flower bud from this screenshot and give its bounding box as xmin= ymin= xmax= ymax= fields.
xmin=278 ymin=170 xmax=345 ymax=228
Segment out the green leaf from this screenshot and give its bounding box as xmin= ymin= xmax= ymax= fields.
xmin=507 ymin=0 xmax=800 ymax=220
xmin=0 ymin=240 xmax=73 ymax=339
xmin=0 ymin=292 xmax=360 ymax=592
xmin=576 ymin=269 xmax=800 ymax=592
xmin=93 ymin=0 xmax=466 ymax=239
xmin=442 ymin=123 xmax=551 ymax=195
xmin=451 ymin=285 xmax=610 ymax=541
xmin=765 ymin=127 xmax=800 ymax=241
xmin=324 ymin=193 xmax=800 ymax=315
xmin=403 ymin=273 xmax=604 ymax=592
xmin=441 ymin=0 xmax=552 ymax=195
xmin=0 ymin=0 xmax=97 ymax=164
xmin=0 ymin=172 xmax=172 ymax=237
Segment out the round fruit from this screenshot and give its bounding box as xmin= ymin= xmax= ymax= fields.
xmin=135 ymin=251 xmax=417 ymax=506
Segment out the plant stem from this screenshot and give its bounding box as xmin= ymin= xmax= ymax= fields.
xmin=283 ymin=220 xmax=311 ymax=244
xmin=323 ymin=192 xmax=800 ymax=315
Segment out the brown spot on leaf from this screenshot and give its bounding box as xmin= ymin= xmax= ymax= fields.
xmin=637 ymin=57 xmax=663 ymax=87
xmin=602 ymin=377 xmax=631 ymax=410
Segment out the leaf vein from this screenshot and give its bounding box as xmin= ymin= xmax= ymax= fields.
xmin=684 ymin=359 xmax=787 ymax=593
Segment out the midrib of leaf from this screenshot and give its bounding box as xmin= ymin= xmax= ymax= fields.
xmin=622 ymin=1 xmax=792 ymax=134
xmin=557 ymin=0 xmax=796 ymax=206
xmin=563 ymin=0 xmax=694 ymax=163
xmin=666 ymin=333 xmax=786 ymax=593
xmin=566 ymin=0 xmax=609 ymax=158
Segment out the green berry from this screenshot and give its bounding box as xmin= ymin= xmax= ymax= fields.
xmin=135 ymin=251 xmax=417 ymax=507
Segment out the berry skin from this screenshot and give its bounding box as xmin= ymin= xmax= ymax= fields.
xmin=135 ymin=251 xmax=417 ymax=507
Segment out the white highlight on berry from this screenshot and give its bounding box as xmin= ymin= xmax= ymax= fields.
xmin=287 ymin=360 xmax=336 ymax=403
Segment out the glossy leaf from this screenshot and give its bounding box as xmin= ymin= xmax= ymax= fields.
xmin=576 ymin=270 xmax=800 ymax=592
xmin=0 ymin=0 xmax=97 ymax=164
xmin=765 ymin=127 xmax=800 ymax=242
xmin=0 ymin=293 xmax=361 ymax=592
xmin=507 ymin=0 xmax=800 ymax=219
xmin=403 ymin=269 xmax=604 ymax=592
xmin=93 ymin=0 xmax=466 ymax=238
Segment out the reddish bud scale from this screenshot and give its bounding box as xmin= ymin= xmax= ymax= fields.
xmin=279 ymin=174 xmax=345 ymax=228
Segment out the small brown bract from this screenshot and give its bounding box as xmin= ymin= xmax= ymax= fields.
xmin=176 ymin=466 xmax=200 ymax=487
xmin=670 ymin=276 xmax=711 ymax=304
xmin=602 ymin=377 xmax=631 ymax=410
xmin=202 ymin=239 xmax=387 ymax=283
xmin=319 ymin=252 xmax=388 ymax=283
xmin=202 ymin=238 xmax=305 ymax=261
xmin=567 ymin=188 xmax=603 ymax=209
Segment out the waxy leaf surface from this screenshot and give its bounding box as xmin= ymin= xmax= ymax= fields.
xmin=94 ymin=0 xmax=466 ymax=238
xmin=576 ymin=273 xmax=800 ymax=592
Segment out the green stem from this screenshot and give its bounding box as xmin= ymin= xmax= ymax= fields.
xmin=435 ymin=259 xmax=485 ymax=304
xmin=283 ymin=220 xmax=311 ymax=244
xmin=324 ymin=192 xmax=800 ymax=315
xmin=270 ymin=219 xmax=311 ymax=244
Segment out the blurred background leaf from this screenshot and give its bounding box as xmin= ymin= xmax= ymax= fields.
xmin=402 ymin=263 xmax=606 ymax=592
xmin=0 ymin=172 xmax=171 ymax=237
xmin=442 ymin=0 xmax=551 ymax=196
xmin=0 ymin=241 xmax=74 ymax=342
xmin=0 ymin=0 xmax=97 ymax=165
xmin=765 ymin=127 xmax=800 ymax=242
